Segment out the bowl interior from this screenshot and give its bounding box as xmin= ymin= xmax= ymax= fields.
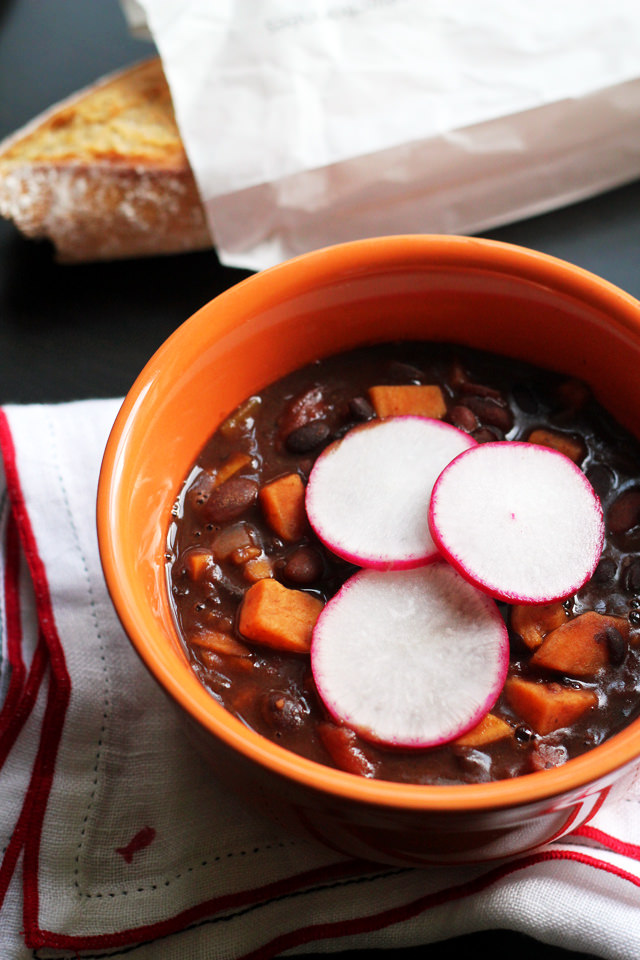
xmin=97 ymin=235 xmax=640 ymax=812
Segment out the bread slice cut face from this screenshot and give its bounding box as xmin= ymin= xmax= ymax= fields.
xmin=0 ymin=57 xmax=211 ymax=261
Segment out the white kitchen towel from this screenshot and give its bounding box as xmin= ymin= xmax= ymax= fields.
xmin=1 ymin=399 xmax=640 ymax=958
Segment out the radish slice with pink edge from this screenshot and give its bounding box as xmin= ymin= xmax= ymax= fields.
xmin=305 ymin=416 xmax=476 ymax=569
xmin=311 ymin=562 xmax=509 ymax=748
xmin=429 ymin=441 xmax=605 ymax=604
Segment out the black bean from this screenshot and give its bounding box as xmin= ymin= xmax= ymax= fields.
xmin=204 ymin=477 xmax=258 ymax=523
xmin=586 ymin=463 xmax=615 ymax=499
xmin=621 ymin=556 xmax=640 ymax=593
xmin=601 ymin=626 xmax=627 ymax=667
xmin=283 ymin=546 xmax=324 ymax=585
xmin=331 ymin=423 xmax=353 ymax=442
xmin=285 ymin=419 xmax=331 ymax=453
xmin=592 ymin=556 xmax=617 ymax=585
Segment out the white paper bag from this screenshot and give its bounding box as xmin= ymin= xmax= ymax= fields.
xmin=129 ymin=1 xmax=640 ymax=270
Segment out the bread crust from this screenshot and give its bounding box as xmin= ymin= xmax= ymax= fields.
xmin=0 ymin=57 xmax=212 ymax=261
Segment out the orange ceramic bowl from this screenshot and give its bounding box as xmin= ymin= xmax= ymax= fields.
xmin=97 ymin=235 xmax=640 ymax=865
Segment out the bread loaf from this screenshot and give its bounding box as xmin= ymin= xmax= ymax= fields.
xmin=0 ymin=57 xmax=213 ymax=262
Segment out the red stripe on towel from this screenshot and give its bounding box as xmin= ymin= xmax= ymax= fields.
xmin=0 ymin=512 xmax=27 ymax=734
xmin=236 ymin=847 xmax=640 ymax=960
xmin=573 ymin=824 xmax=640 ymax=861
xmin=0 ymin=411 xmax=71 ymax=931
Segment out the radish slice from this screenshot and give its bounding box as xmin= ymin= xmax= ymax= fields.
xmin=429 ymin=441 xmax=605 ymax=604
xmin=311 ymin=563 xmax=509 ymax=748
xmin=305 ymin=416 xmax=475 ymax=569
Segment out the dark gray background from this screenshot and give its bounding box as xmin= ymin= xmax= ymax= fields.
xmin=1 ymin=1 xmax=638 ymax=957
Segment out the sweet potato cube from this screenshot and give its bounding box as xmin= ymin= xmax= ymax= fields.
xmin=505 ymin=677 xmax=597 ymax=735
xmin=453 ymin=713 xmax=513 ymax=747
xmin=510 ymin=602 xmax=567 ymax=650
xmin=182 ymin=548 xmax=214 ymax=581
xmin=368 ymin=384 xmax=446 ymax=419
xmin=530 ymin=611 xmax=630 ymax=677
xmin=243 ymin=556 xmax=273 ymax=583
xmin=527 ymin=429 xmax=585 ymax=464
xmin=238 ymin=578 xmax=323 ymax=653
xmin=259 ymin=473 xmax=308 ymax=542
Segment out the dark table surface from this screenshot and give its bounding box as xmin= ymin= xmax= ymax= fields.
xmin=2 ymin=1 xmax=639 ymax=957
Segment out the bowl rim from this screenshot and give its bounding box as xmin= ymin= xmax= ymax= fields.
xmin=98 ymin=233 xmax=640 ymax=815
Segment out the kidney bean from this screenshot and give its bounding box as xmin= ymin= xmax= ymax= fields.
xmin=608 ymin=489 xmax=640 ymax=535
xmin=285 ymin=419 xmax=331 ymax=453
xmin=449 ymin=404 xmax=479 ymax=433
xmin=283 ymin=546 xmax=324 ymax=585
xmin=472 ymin=426 xmax=501 ymax=444
xmin=204 ymin=477 xmax=258 ymax=523
xmin=464 ymin=395 xmax=513 ymax=431
xmin=279 ymin=386 xmax=328 ymax=437
xmin=387 ymin=361 xmax=424 ymax=383
xmin=458 ymin=381 xmax=504 ymax=401
xmin=450 ymin=359 xmax=499 ymax=391
xmin=186 ymin=469 xmax=217 ymax=510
